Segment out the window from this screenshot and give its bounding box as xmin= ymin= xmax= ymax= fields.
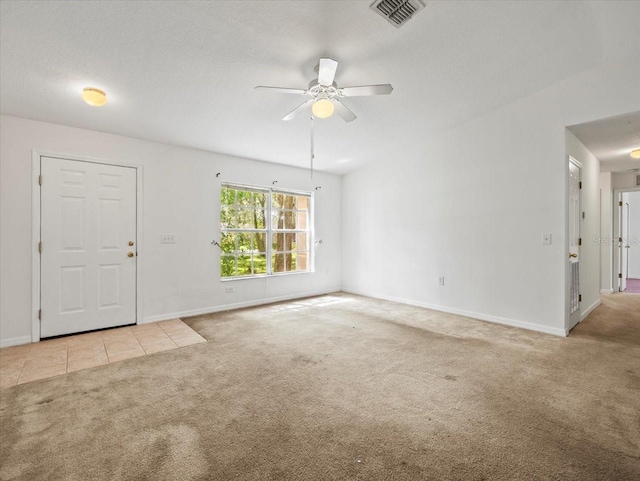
xmin=220 ymin=183 xmax=312 ymax=279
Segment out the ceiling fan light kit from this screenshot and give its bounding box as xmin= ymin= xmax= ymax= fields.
xmin=631 ymin=149 xmax=640 ymax=159
xmin=311 ymin=98 xmax=334 ymax=119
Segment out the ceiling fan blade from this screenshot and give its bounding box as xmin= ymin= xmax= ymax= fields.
xmin=282 ymin=99 xmax=314 ymax=121
xmin=318 ymin=58 xmax=338 ymax=86
xmin=339 ymin=84 xmax=393 ymax=97
xmin=333 ymin=99 xmax=357 ymax=123
xmin=255 ymin=86 xmax=307 ymax=95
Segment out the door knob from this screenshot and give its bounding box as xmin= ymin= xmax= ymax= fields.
xmin=127 ymin=252 xmax=135 ymax=258
xmin=569 ymin=253 xmax=578 ymax=258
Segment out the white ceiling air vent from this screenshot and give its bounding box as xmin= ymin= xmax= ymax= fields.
xmin=370 ymin=0 xmax=425 ymax=28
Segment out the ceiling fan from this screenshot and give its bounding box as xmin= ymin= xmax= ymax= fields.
xmin=255 ymin=58 xmax=393 ymax=122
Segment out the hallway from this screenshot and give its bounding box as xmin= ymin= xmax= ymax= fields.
xmin=572 ymin=292 xmax=640 ymax=346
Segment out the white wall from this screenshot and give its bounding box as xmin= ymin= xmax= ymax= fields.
xmin=599 ymin=172 xmax=613 ymax=293
xmin=626 ymin=191 xmax=640 ymax=279
xmin=0 ymin=115 xmax=342 ymax=346
xmin=342 ymin=59 xmax=640 ymax=337
xmin=612 ymin=172 xmax=639 ymax=190
xmin=565 ymin=130 xmax=601 ymax=324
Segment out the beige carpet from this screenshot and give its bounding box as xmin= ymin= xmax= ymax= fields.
xmin=1 ymin=293 xmax=639 ymax=480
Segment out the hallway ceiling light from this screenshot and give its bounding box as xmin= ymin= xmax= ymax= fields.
xmin=631 ymin=149 xmax=640 ymax=159
xmin=82 ymin=87 xmax=107 ymax=107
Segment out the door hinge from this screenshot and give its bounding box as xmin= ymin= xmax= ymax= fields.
xmin=578 ymin=238 xmax=582 ymax=246
xmin=38 ymin=309 xmax=41 ymax=320
xmin=38 ymin=175 xmax=42 ymax=186
xmin=619 ymin=273 xmax=623 ymax=278
xmin=619 ymin=237 xmax=623 ymax=243
xmin=38 ymin=241 xmax=42 ymax=253
xmin=579 ymin=181 xmax=582 ymax=189
xmin=578 ymin=294 xmax=582 ymax=302
xmin=619 ymin=201 xmax=623 ymax=207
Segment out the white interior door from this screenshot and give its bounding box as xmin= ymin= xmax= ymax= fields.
xmin=569 ymin=160 xmax=581 ymax=328
xmin=621 ymin=199 xmax=629 ymax=292
xmin=40 ymin=157 xmax=137 ymax=338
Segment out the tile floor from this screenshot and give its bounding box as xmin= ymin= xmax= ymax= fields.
xmin=0 ymin=319 xmax=205 ymax=389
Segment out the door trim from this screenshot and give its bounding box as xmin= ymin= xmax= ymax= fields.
xmin=612 ymin=186 xmax=640 ymax=293
xmin=31 ymin=151 xmax=144 ymax=342
xmin=566 ymin=156 xmax=582 ymax=332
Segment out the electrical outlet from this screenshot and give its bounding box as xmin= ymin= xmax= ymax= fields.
xmin=225 ymin=287 xmax=234 ymax=294
xmin=161 ymin=234 xmax=176 ymax=244
xmin=438 ymin=277 xmax=445 ymax=286
xmin=543 ymin=234 xmax=552 ymax=245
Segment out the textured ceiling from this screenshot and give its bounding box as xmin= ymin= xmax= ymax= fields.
xmin=1 ymin=1 xmax=639 ymax=174
xmin=569 ymin=111 xmax=640 ymax=174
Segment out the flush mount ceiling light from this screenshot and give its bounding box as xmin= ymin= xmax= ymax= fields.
xmin=631 ymin=149 xmax=640 ymax=159
xmin=311 ymin=98 xmax=334 ymax=119
xmin=82 ymin=87 xmax=107 ymax=107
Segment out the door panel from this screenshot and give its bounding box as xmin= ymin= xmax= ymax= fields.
xmin=99 ymin=264 xmax=121 ymax=308
xmin=41 ymin=157 xmax=137 ymax=338
xmin=621 ymin=200 xmax=629 ymax=292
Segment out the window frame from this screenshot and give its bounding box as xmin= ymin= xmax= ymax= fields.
xmin=220 ymin=182 xmax=314 ymax=280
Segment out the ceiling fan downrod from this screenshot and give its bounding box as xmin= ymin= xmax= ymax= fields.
xmin=310 ymin=115 xmax=315 ymax=179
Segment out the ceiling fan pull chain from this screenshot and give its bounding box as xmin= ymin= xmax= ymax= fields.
xmin=310 ymin=115 xmax=315 ymax=179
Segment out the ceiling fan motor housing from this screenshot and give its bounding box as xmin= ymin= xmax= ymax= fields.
xmin=308 ymin=80 xmax=339 ymax=100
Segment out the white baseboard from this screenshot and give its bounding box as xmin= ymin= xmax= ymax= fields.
xmin=342 ymin=288 xmax=567 ymax=337
xmin=0 ymin=335 xmax=32 ymax=348
xmin=600 ymin=289 xmax=613 ymax=295
xmin=581 ymin=299 xmax=601 ymax=321
xmin=142 ymin=287 xmax=343 ymax=324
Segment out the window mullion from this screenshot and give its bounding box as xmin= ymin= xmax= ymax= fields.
xmin=234 ymin=231 xmax=239 ymax=277
xmin=267 ymin=189 xmax=273 ymax=275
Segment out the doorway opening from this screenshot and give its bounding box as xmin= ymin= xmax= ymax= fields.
xmin=565 ymin=111 xmax=640 ymax=329
xmin=613 ymin=188 xmax=640 ymax=294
